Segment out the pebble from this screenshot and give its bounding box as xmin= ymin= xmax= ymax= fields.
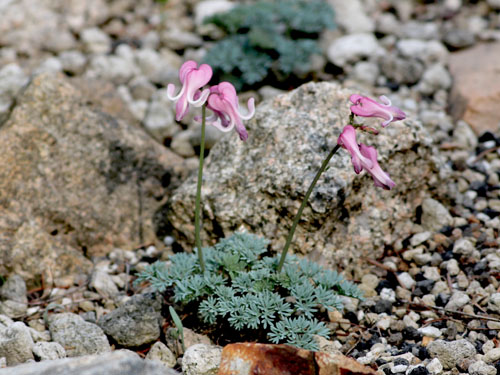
xmin=182 ymin=344 xmax=222 ymax=375
xmin=398 ymin=272 xmax=416 ymax=290
xmin=327 ymin=33 xmax=380 ymax=67
xmin=145 ymin=341 xmax=176 ymax=368
xmin=426 ymin=358 xmax=443 ymax=375
xmin=32 ymin=342 xmax=66 ymax=361
xmin=468 ymin=360 xmax=496 ymax=375
xmin=418 ymin=326 xmax=442 ymax=338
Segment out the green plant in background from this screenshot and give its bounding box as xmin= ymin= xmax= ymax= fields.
xmin=203 ymin=0 xmax=335 ymax=90
xmin=136 ymin=232 xmax=363 ymax=351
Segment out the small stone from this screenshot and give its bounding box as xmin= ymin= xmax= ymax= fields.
xmin=49 ymin=313 xmax=110 ymax=357
xmin=90 ymin=269 xmax=119 ymax=298
xmin=327 ymin=0 xmax=374 ymax=33
xmin=81 ymin=27 xmax=111 ymax=54
xmin=426 ymin=358 xmax=443 ymax=375
xmin=468 ymin=360 xmax=496 ymax=375
xmin=423 ymin=267 xmax=441 ymax=282
xmin=417 ymin=64 xmax=452 ymax=95
xmin=59 ymin=51 xmax=87 ymax=75
xmin=398 ymin=272 xmax=416 ymax=290
xmin=418 ymin=326 xmax=442 ymax=338
xmin=98 ymin=293 xmax=162 ymax=347
xmin=146 ymin=341 xmax=176 ymax=368
xmin=351 ymin=61 xmax=379 ymax=86
xmin=0 ymin=322 xmax=34 ymax=365
xmin=421 ymin=199 xmax=453 ymax=232
xmin=380 ymin=288 xmax=396 ymax=303
xmin=411 ymin=232 xmax=432 ymax=247
xmin=453 ymin=238 xmax=475 ymax=257
xmin=427 ymin=339 xmax=476 ymax=369
xmin=194 ymin=0 xmax=235 ymax=26
xmin=182 ymin=344 xmax=222 ymax=375
xmin=327 ymin=33 xmax=380 ymax=67
xmin=483 ymin=347 xmax=500 ymax=363
xmin=32 ymin=342 xmax=66 ymax=361
xmin=445 ymin=291 xmax=470 ymax=310
xmin=444 ymin=259 xmax=460 ymax=276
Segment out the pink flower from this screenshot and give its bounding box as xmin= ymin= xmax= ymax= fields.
xmin=204 ymin=82 xmax=255 ymax=141
xmin=167 ymin=60 xmax=213 ymax=121
xmin=337 ymin=125 xmax=372 ymax=173
xmin=337 ymin=125 xmax=395 ymax=190
xmin=359 ymin=143 xmax=396 ymax=190
xmin=350 ymin=94 xmax=406 ymax=127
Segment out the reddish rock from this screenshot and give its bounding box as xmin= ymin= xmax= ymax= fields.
xmin=217 ymin=343 xmax=377 ymax=375
xmin=449 ymin=42 xmax=500 ymax=135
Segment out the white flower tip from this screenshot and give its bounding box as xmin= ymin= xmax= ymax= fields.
xmin=239 ymin=97 xmax=255 ymax=120
xmin=379 ymin=95 xmax=392 ymax=106
xmin=166 ymin=84 xmax=178 ymax=101
xmin=190 ymin=88 xmax=210 ymax=107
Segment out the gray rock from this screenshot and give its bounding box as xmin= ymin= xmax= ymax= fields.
xmin=32 ymin=342 xmax=66 ymax=361
xmin=0 ymin=350 xmax=180 ymax=375
xmin=59 ymin=51 xmax=87 ymax=75
xmin=396 ymin=39 xmax=449 ymax=65
xmin=0 ymin=322 xmax=34 ymax=366
xmin=81 ymin=27 xmax=111 ymax=55
xmin=33 ymin=57 xmax=63 ymax=75
xmin=0 ymin=275 xmax=27 ymax=304
xmin=483 ymin=348 xmax=500 ymax=363
xmin=90 ymin=269 xmax=119 ymax=298
xmin=98 ymin=293 xmax=162 ymax=347
xmin=445 ymin=291 xmax=470 ymax=310
xmin=48 ymin=313 xmax=111 ymax=357
xmin=41 ymin=30 xmax=76 ymax=54
xmin=143 ymin=89 xmax=180 ymax=142
xmin=453 ymin=121 xmax=478 ymax=150
xmin=427 ymin=358 xmax=443 ymax=374
xmin=0 ymin=300 xmax=27 ymax=319
xmin=427 ymin=339 xmax=476 ymax=369
xmin=128 ymin=76 xmax=156 ymax=101
xmin=351 ymin=61 xmax=379 ymax=86
xmin=443 ymin=29 xmax=475 ymax=49
xmin=182 ymin=344 xmax=222 ymax=375
xmin=488 ymin=293 xmax=500 ymax=313
xmin=468 ymin=360 xmax=496 ymax=375
xmin=452 ymin=238 xmax=475 ymax=257
xmin=398 ymin=272 xmax=416 ymax=290
xmin=164 ymin=82 xmax=446 ymax=272
xmin=400 ymin=21 xmax=440 ymax=40
xmin=161 ymin=29 xmax=203 ymax=50
xmin=421 ymin=198 xmax=453 ymax=232
xmin=194 ymin=0 xmax=235 ymax=26
xmin=379 ymin=55 xmax=424 ymax=85
xmin=417 ymin=64 xmax=452 ymax=95
xmin=488 ymin=0 xmax=500 ymax=9
xmin=410 ymin=232 xmax=432 ymax=247
xmin=0 ymin=63 xmax=29 ymax=124
xmin=0 ymin=74 xmax=182 ymax=286
xmin=327 ymin=0 xmax=375 ymax=34
xmin=86 ymin=53 xmax=138 ymax=85
xmin=327 ymin=33 xmax=381 ymax=67
xmin=146 ymin=341 xmax=176 ymax=368
xmin=135 ymin=48 xmax=181 ymax=86
xmin=418 ymin=326 xmax=442 ymax=338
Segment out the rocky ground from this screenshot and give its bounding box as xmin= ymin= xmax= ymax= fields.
xmin=1 ymin=0 xmax=500 ymax=374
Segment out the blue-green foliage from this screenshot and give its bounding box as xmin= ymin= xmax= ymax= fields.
xmin=202 ymin=0 xmax=335 ymax=90
xmin=136 ymin=232 xmax=362 ymax=351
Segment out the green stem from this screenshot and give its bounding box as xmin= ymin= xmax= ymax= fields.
xmin=195 ymin=105 xmax=206 ymax=273
xmin=277 ymin=144 xmax=341 ymax=273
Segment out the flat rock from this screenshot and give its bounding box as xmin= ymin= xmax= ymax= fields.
xmin=449 ymin=42 xmax=500 ymax=134
xmin=98 ymin=293 xmax=162 ymax=347
xmin=0 ymin=350 xmax=180 ymax=375
xmin=0 ymin=322 xmax=34 ymax=366
xmin=0 ymin=73 xmax=183 ymax=286
xmin=48 ymin=313 xmax=111 ymax=357
xmin=164 ymin=82 xmax=446 ymax=272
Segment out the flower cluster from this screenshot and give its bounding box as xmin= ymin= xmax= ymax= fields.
xmin=338 ymin=95 xmax=406 ymax=190
xmin=167 ymin=60 xmax=255 ymax=141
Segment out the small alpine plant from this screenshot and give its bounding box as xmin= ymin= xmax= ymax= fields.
xmin=141 ymin=60 xmax=406 ymax=350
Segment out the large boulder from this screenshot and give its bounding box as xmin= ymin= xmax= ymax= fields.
xmin=164 ymin=82 xmax=446 ymax=273
xmin=0 ymin=73 xmax=183 ymax=286
xmin=448 ymin=42 xmax=500 ymax=134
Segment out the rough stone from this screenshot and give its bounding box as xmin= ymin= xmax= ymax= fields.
xmin=164 ymin=82 xmax=445 ymax=271
xmin=0 ymin=63 xmax=29 ymax=124
xmin=445 ymin=291 xmax=470 ymax=310
xmin=427 ymin=339 xmax=476 ymax=369
xmin=89 ymin=269 xmax=119 ymax=298
xmin=0 ymin=274 xmax=28 ymax=318
xmin=468 ymin=360 xmax=496 ymax=375
xmin=327 ymin=34 xmax=381 ymax=67
xmin=48 ymin=313 xmax=111 ymax=357
xmin=98 ymin=293 xmax=162 ymax=347
xmin=0 ymin=350 xmax=180 ymax=375
xmin=0 ymin=322 xmax=34 ymax=366
xmin=32 ymin=342 xmax=66 ymax=361
xmin=449 ymin=42 xmax=500 ymax=134
xmin=421 ymin=198 xmax=453 ymax=232
xmin=417 ymin=64 xmax=452 ymax=95
xmin=327 ymin=0 xmax=375 ymax=34
xmin=182 ymin=344 xmax=222 ymax=375
xmin=146 ymin=341 xmax=176 ymax=368
xmin=0 ymin=74 xmax=183 ymax=286
xmin=194 ymin=0 xmax=235 ymax=26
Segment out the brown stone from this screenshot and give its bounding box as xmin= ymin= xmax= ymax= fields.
xmin=449 ymin=42 xmax=500 ymax=134
xmin=217 ymin=343 xmax=377 ymax=375
xmin=0 ymin=73 xmax=184 ymax=286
